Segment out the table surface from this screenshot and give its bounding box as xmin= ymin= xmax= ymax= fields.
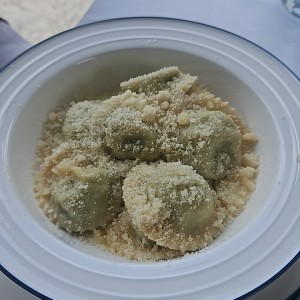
xmin=1 ymin=0 xmax=300 ymax=299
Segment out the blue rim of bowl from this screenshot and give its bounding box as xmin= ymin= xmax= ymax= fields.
xmin=0 ymin=17 xmax=299 ymax=300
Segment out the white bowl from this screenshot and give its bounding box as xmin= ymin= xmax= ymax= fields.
xmin=0 ymin=18 xmax=299 ymax=300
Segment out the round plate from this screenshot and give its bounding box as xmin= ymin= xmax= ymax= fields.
xmin=0 ymin=18 xmax=299 ymax=300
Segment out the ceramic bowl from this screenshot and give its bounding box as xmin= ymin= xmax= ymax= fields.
xmin=0 ymin=18 xmax=299 ymax=300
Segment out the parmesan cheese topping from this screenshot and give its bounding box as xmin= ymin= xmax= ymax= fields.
xmin=34 ymin=67 xmax=259 ymax=261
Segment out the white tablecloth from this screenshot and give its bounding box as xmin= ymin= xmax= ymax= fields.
xmin=1 ymin=1 xmax=299 ymax=299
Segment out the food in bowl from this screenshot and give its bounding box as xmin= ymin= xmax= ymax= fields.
xmin=34 ymin=67 xmax=259 ymax=261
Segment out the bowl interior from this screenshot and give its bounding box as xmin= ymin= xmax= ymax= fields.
xmin=5 ymin=47 xmax=280 ymax=261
